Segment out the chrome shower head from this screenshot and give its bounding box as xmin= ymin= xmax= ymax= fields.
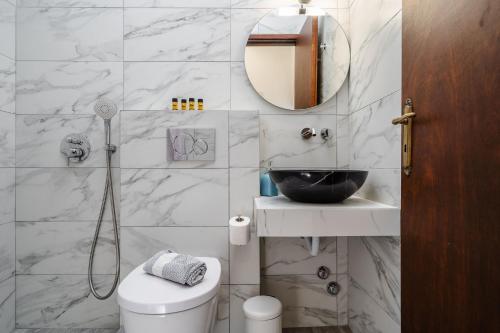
xmin=94 ymin=98 xmax=117 ymax=120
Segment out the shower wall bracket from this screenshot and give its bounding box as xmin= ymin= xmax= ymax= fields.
xmin=60 ymin=133 xmax=91 ymax=166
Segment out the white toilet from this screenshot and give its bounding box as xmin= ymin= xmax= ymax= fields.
xmin=118 ymin=257 xmax=221 ymax=333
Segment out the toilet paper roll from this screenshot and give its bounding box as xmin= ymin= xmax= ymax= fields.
xmin=229 ymin=216 xmax=251 ymax=246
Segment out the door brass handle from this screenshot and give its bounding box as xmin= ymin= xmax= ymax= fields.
xmin=392 ymin=112 xmax=416 ymax=125
xmin=393 ymin=98 xmax=415 ymax=176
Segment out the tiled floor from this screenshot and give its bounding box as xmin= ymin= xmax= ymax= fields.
xmin=283 ymin=327 xmax=352 ymax=333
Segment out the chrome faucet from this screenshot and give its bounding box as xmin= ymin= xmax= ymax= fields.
xmin=301 ymin=128 xmax=332 ymax=140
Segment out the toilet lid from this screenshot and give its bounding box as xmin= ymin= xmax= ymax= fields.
xmin=118 ymin=257 xmax=221 ymax=315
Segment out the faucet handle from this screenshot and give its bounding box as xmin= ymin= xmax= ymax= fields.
xmin=301 ymin=127 xmax=317 ymax=139
xmin=66 ymin=136 xmax=82 ymax=144
xmin=62 ymin=147 xmax=84 ymax=167
xmin=66 ymin=156 xmax=81 ymax=167
xmin=60 ymin=133 xmax=91 ymax=167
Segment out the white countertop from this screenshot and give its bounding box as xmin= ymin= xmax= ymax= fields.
xmin=254 ymin=196 xmax=400 ymax=237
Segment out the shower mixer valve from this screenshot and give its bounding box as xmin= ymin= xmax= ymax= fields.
xmin=60 ymin=133 xmax=91 ymax=166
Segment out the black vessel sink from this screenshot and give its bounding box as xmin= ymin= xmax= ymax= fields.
xmin=269 ymin=170 xmax=368 ymax=204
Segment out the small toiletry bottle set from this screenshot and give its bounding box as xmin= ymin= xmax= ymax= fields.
xmin=172 ymin=98 xmax=204 ymax=111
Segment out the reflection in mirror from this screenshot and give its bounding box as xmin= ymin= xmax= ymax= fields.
xmin=245 ymin=10 xmax=350 ymax=110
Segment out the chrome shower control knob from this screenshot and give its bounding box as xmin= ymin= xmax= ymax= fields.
xmin=326 ymin=281 xmax=340 ymax=296
xmin=60 ymin=133 xmax=91 ymax=165
xmin=66 ymin=136 xmax=82 ymax=144
xmin=317 ymin=266 xmax=330 ymax=280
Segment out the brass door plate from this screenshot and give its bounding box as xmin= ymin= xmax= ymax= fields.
xmin=392 ymin=98 xmax=416 ymax=176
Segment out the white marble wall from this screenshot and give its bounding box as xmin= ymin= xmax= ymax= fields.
xmin=14 ymin=0 xmax=348 ymax=331
xmin=0 ymin=0 xmax=16 ymax=332
xmin=15 ymin=0 xmax=123 ymax=330
xmin=347 ymin=0 xmax=402 ymax=332
xmin=262 ymin=237 xmax=349 ymax=328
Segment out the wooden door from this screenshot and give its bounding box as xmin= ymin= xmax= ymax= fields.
xmin=294 ymin=17 xmax=318 ymax=109
xmin=402 ymin=0 xmax=500 ymax=332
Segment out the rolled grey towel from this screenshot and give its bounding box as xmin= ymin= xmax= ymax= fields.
xmin=143 ymin=250 xmax=207 ymax=286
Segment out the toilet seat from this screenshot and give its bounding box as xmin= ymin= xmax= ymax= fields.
xmin=118 ymin=257 xmax=221 ymax=315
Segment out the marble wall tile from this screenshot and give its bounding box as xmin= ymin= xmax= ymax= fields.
xmin=16 ymin=275 xmax=119 ymax=329
xmin=336 ymin=80 xmax=349 ymax=115
xmin=0 ymin=56 xmax=15 ymax=114
xmin=338 ymin=0 xmax=349 ymax=8
xmin=336 ymin=236 xmax=348 ymax=274
xmin=230 ymin=9 xmax=268 ymax=61
xmin=252 ymin=13 xmax=307 ymax=35
xmin=229 ymin=168 xmax=260 ymax=284
xmin=125 ymin=0 xmax=230 ymax=7
xmin=0 ymin=0 xmax=15 ymax=60
xmin=349 ymin=11 xmax=401 ymax=112
xmin=336 ymin=115 xmax=350 ymax=168
xmin=124 ymin=62 xmax=230 ymax=111
xmin=120 ymin=226 xmax=229 ymax=282
xmin=230 ymin=62 xmax=270 ymax=112
xmin=18 ymin=0 xmax=123 ymax=6
xmin=0 ymin=277 xmax=15 ymax=333
xmin=231 ymin=0 xmax=339 ymax=9
xmin=0 ymin=168 xmax=15 ymax=224
xmin=262 ymin=275 xmax=338 ymax=328
xmin=214 ymin=285 xmax=230 ymax=333
xmin=337 ymin=273 xmax=348 ymax=325
xmin=229 ymin=111 xmax=259 ymax=167
xmin=0 ymin=112 xmax=15 ymax=167
xmin=229 ymin=168 xmax=258 ymax=219
xmin=229 ymin=285 xmax=260 ymax=333
xmin=350 ymin=90 xmax=401 ymax=169
xmin=17 ymin=8 xmax=123 ymax=61
xmin=16 ymin=167 xmax=119 ymax=222
xmin=230 ymin=62 xmax=338 ymax=114
xmin=16 ymin=221 xmax=116 ymax=275
xmin=260 ymin=115 xmax=337 ymax=168
xmin=16 ymin=61 xmax=123 ymax=115
xmin=121 ymin=168 xmax=228 ymax=227
xmin=262 ymin=237 xmax=337 ymax=275
xmin=356 ymin=168 xmax=401 ymax=206
xmin=121 ymin=110 xmax=228 ymax=168
xmin=124 ymin=8 xmax=230 ymax=61
xmin=349 ymin=236 xmax=401 ymax=326
xmin=349 ymin=276 xmax=400 ymax=333
xmin=0 ymin=223 xmax=15 ymax=282
xmin=16 ymin=115 xmax=120 ymax=167
xmin=337 ymin=10 xmax=350 ymax=46
xmin=349 ymin=0 xmax=401 ymax=56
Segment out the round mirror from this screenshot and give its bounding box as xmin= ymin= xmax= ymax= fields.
xmin=245 ymin=10 xmax=350 ymax=110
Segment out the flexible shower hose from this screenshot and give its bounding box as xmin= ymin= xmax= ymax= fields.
xmin=88 ymin=122 xmax=120 ymax=300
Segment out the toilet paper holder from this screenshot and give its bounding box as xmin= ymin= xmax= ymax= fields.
xmin=229 ymin=215 xmax=251 ymax=246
